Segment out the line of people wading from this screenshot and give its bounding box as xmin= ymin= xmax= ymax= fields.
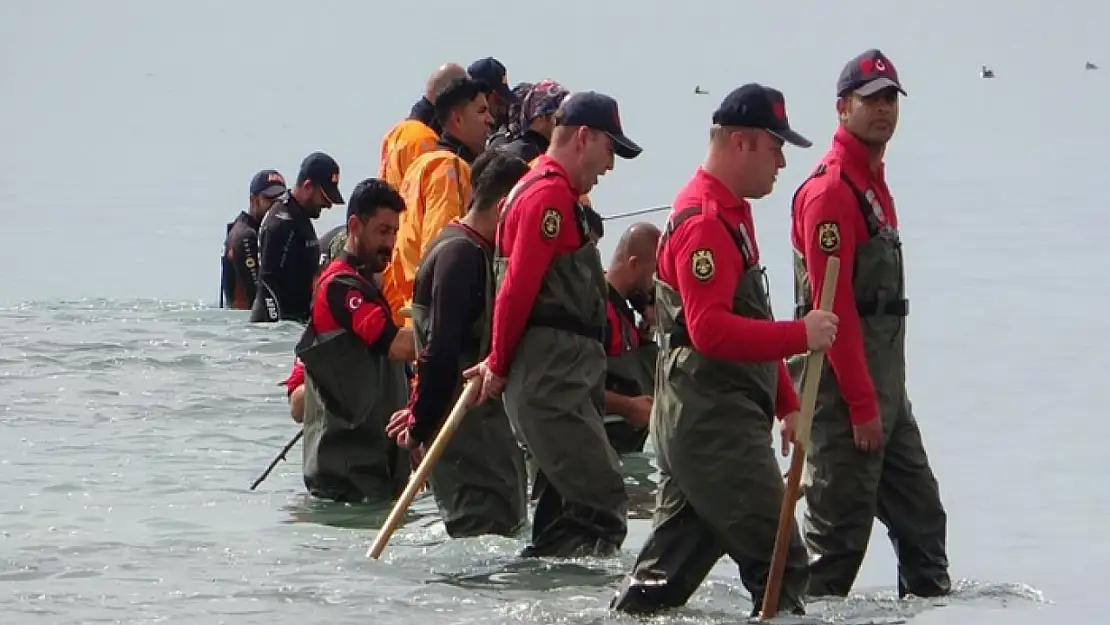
xmin=221 ymin=50 xmax=952 ymax=617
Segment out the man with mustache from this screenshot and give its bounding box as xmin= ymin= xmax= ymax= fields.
xmin=294 ymin=178 xmax=417 ymax=503
xmin=251 ymin=152 xmax=343 ymax=324
xmin=789 ymin=48 xmax=951 ymax=600
xmin=383 ymin=76 xmax=495 ymax=327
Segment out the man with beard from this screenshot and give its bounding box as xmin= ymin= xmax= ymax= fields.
xmin=379 ymin=62 xmax=469 ymax=191
xmin=611 ymin=83 xmax=836 ymax=617
xmin=221 ymin=169 xmax=286 ymax=310
xmin=294 ymin=178 xmax=416 ymax=503
xmin=487 ymin=81 xmax=534 ymax=150
xmin=251 ymin=152 xmax=343 ymax=324
xmin=467 ymin=57 xmax=517 ymax=139
xmin=383 ymin=76 xmax=494 ymax=326
xmin=789 ymin=48 xmax=950 ymax=600
xmin=385 ymin=150 xmax=532 ymax=538
xmin=600 ymin=222 xmax=661 ymax=454
xmin=464 ymin=91 xmax=643 ymax=558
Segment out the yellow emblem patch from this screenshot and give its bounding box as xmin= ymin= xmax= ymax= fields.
xmin=245 ymin=256 xmax=256 ymax=268
xmin=691 ymin=248 xmax=715 ymax=281
xmin=817 ymin=221 xmax=840 ymax=254
xmin=541 ymin=207 xmax=561 ymax=239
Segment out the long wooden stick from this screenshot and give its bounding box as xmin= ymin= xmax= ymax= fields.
xmin=760 ymin=257 xmax=840 ymax=620
xmin=366 ymin=377 xmax=481 ymax=559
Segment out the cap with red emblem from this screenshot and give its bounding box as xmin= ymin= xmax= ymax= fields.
xmin=711 ymin=83 xmax=812 ymax=148
xmin=837 ymin=49 xmax=907 ymax=97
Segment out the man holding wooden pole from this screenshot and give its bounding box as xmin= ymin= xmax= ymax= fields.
xmin=609 ymin=84 xmax=838 ymax=618
xmin=789 ymin=48 xmax=951 ymax=600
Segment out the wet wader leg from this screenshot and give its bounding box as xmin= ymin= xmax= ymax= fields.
xmin=675 ymin=424 xmax=808 ymax=616
xmin=611 ymin=473 xmax=725 ymax=614
xmin=505 ymin=333 xmax=628 ymax=557
xmin=875 ymin=401 xmax=951 ymax=598
xmin=803 ymin=398 xmax=884 ymax=598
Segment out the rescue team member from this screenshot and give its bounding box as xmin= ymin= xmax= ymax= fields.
xmin=465 ymin=91 xmax=643 ymax=558
xmin=317 ymin=223 xmax=347 ymax=269
xmin=385 ymin=151 xmax=532 ymax=537
xmin=610 ymin=84 xmax=838 ymax=617
xmin=467 ymin=57 xmax=517 ymax=136
xmin=487 ymin=81 xmax=534 ymax=150
xmin=499 ymin=80 xmax=570 ymax=163
xmin=600 ymin=222 xmax=661 ymax=455
xmin=251 ymin=152 xmax=344 ymax=324
xmin=383 ymin=76 xmax=495 ymax=326
xmin=294 ymin=178 xmax=416 ymax=502
xmin=790 ymin=49 xmax=951 ymax=599
xmin=220 ymin=169 xmax=286 ymax=309
xmin=379 ymin=62 xmax=468 ymax=190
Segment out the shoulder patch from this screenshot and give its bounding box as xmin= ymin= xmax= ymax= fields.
xmin=690 ymin=248 xmax=715 ymax=281
xmin=347 ymin=290 xmax=364 ymax=312
xmin=816 ymin=221 xmax=840 ymax=254
xmin=541 ymin=207 xmax=561 ymax=239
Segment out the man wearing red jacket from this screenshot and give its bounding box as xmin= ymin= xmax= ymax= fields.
xmin=294 ymin=178 xmax=416 ymax=503
xmin=611 ymin=83 xmax=838 ymax=617
xmin=790 ymin=49 xmax=950 ymax=599
xmin=465 ymin=91 xmax=642 ymax=558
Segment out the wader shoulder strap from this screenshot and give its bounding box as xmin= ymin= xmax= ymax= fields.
xmin=328 ymin=271 xmax=390 ymax=310
xmin=792 ymin=164 xmax=880 ymax=238
xmin=660 ymin=205 xmax=756 ymax=348
xmin=495 ymin=168 xmax=558 ymax=257
xmin=605 ymin=286 xmax=637 ymax=351
xmin=793 ymin=164 xmax=908 ymax=318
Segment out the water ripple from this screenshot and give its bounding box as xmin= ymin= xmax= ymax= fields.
xmin=0 ymin=300 xmax=1062 ymax=624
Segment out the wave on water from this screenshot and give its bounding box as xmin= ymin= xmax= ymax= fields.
xmin=0 ymin=299 xmax=1058 ymax=624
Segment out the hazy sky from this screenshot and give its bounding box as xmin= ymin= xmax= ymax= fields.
xmin=1 ymin=0 xmax=1107 ymax=304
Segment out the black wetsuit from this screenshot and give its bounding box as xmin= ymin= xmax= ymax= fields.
xmin=220 ymin=211 xmax=261 ymax=309
xmin=249 ymin=193 xmax=320 ymax=324
xmin=317 ymin=224 xmax=346 ymax=270
xmin=499 ymin=129 xmax=550 ymax=164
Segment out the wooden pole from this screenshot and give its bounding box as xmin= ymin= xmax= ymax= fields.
xmin=759 ymin=257 xmax=840 ymax=620
xmin=366 ymin=377 xmax=481 ymax=559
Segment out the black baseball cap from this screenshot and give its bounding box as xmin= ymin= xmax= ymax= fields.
xmin=837 ymin=49 xmax=907 ymax=97
xmin=555 ymin=91 xmax=643 ymax=159
xmin=297 ymin=152 xmax=344 ymax=205
xmin=467 ymin=57 xmax=517 ymax=103
xmin=249 ymin=169 xmax=287 ymax=198
xmin=712 ymin=83 xmax=812 ymax=148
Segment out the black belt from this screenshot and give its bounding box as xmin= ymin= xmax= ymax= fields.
xmin=526 ymin=315 xmax=605 ymax=343
xmin=796 ymin=298 xmax=909 ymax=318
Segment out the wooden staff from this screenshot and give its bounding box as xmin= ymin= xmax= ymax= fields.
xmin=366 ymin=377 xmax=481 ymax=559
xmin=759 ymin=257 xmax=840 ymax=620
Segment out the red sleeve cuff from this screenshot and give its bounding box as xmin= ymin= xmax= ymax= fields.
xmin=281 ymin=358 xmax=306 ymax=397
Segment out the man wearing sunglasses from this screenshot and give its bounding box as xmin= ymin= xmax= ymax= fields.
xmin=789 ymin=49 xmax=951 ymax=600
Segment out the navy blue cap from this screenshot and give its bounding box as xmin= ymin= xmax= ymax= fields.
xmin=555 ymin=91 xmax=643 ymax=159
xmin=249 ymin=169 xmax=287 ymax=198
xmin=467 ymin=57 xmax=517 ymax=103
xmin=712 ymin=84 xmax=812 ymax=148
xmin=296 ymin=152 xmax=344 ymax=205
xmin=837 ymin=49 xmax=906 ymax=97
